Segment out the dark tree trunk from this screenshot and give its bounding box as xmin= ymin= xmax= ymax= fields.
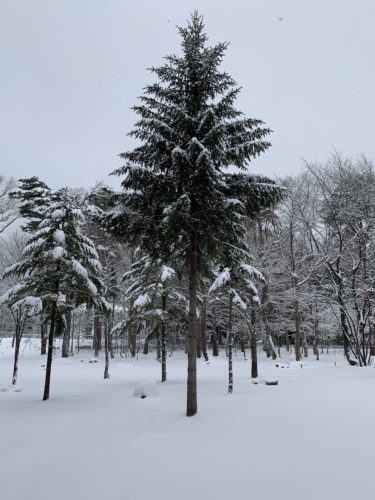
xmin=93 ymin=312 xmax=102 ymax=357
xmin=302 ymin=332 xmax=308 ymax=358
xmin=41 ymin=322 xmax=47 ymax=355
xmin=109 ymin=303 xmax=115 ymax=359
xmin=62 ymin=308 xmax=71 ymax=358
xmin=211 ymin=306 xmax=219 ymax=356
xmin=43 ymin=301 xmax=57 ymax=401
xmin=156 ymin=327 xmax=161 ymax=360
xmin=104 ymin=319 xmax=110 ymax=379
xmin=161 ymin=294 xmax=167 ymax=382
xmin=294 ymin=291 xmax=301 ymax=362
xmin=144 ymin=326 xmax=158 ymax=356
xmin=228 ymin=294 xmax=233 ymax=394
xmin=129 ymin=324 xmax=137 ymax=358
xmin=12 ymin=326 xmax=22 ymax=385
xmin=143 ymin=336 xmax=149 ymax=355
xmin=313 ymin=341 xmax=319 ymax=360
xmin=69 ymin=311 xmax=75 ymax=356
xmin=186 ymin=232 xmax=198 ymax=416
xmin=218 ymin=326 xmax=223 ymax=345
xmin=250 ymin=309 xmax=258 ymax=379
xmin=285 ymin=331 xmax=290 ymax=352
xmin=196 ymin=318 xmax=202 ymax=359
xmin=200 ymin=298 xmax=209 ymax=362
xmin=340 ymin=303 xmax=357 ymax=366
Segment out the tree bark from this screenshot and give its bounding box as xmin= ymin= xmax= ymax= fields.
xmin=41 ymin=322 xmax=47 ymax=355
xmin=143 ymin=336 xmax=149 ymax=355
xmin=109 ymin=303 xmax=115 ymax=359
xmin=294 ymin=289 xmax=301 ymax=362
xmin=156 ymin=328 xmax=161 ymax=361
xmin=228 ymin=293 xmax=233 ymax=394
xmin=211 ymin=305 xmax=219 ymax=356
xmin=200 ymin=297 xmax=209 ymax=362
xmin=250 ymin=309 xmax=258 ymax=379
xmin=196 ymin=319 xmax=202 ymax=358
xmin=12 ymin=324 xmax=22 ymax=385
xmin=93 ymin=312 xmax=102 ymax=357
xmin=43 ymin=301 xmax=56 ymax=401
xmin=186 ymin=232 xmax=198 ymax=416
xmin=161 ymin=294 xmax=167 ymax=382
xmin=62 ymin=308 xmax=71 ymax=358
xmin=104 ymin=319 xmax=110 ymax=379
xmin=129 ymin=324 xmax=137 ymax=358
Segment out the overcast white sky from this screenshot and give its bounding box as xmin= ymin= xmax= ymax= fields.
xmin=1 ymin=0 xmax=374 ymax=189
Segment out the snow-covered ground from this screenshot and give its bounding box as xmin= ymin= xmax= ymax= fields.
xmin=1 ymin=340 xmax=374 ymax=500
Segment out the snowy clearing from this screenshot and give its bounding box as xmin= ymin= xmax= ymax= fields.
xmin=1 ymin=342 xmax=374 ymax=500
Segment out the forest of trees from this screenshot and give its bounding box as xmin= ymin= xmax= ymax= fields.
xmin=1 ymin=14 xmax=375 ymax=416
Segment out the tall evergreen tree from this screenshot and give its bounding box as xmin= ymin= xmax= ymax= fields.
xmin=3 ymin=189 xmax=108 ymax=400
xmin=106 ymin=12 xmax=283 ymax=415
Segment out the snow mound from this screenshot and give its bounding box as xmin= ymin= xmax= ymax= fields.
xmin=0 ymin=385 xmax=23 ymax=393
xmin=133 ymin=380 xmax=159 ymax=399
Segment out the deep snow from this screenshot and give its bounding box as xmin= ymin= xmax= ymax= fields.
xmin=1 ymin=340 xmax=374 ymax=500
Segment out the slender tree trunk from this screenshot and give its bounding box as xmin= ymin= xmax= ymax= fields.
xmin=93 ymin=312 xmax=101 ymax=357
xmin=43 ymin=301 xmax=56 ymax=401
xmin=129 ymin=324 xmax=137 ymax=358
xmin=290 ymin=226 xmax=301 ymax=362
xmin=161 ymin=294 xmax=167 ymax=382
xmin=186 ymin=232 xmax=198 ymax=416
xmin=104 ymin=319 xmax=110 ymax=379
xmin=340 ymin=303 xmax=357 ymax=366
xmin=218 ymin=326 xmax=223 ymax=345
xmin=294 ymin=286 xmax=301 ymax=362
xmin=144 ymin=326 xmax=157 ymax=356
xmin=313 ymin=338 xmax=319 ymax=360
xmin=143 ymin=336 xmax=149 ymax=355
xmin=41 ymin=322 xmax=47 ymax=355
xmin=196 ymin=319 xmax=202 ymax=358
xmin=12 ymin=325 xmax=22 ymax=385
xmin=302 ymin=332 xmax=308 ymax=358
xmin=211 ymin=306 xmax=219 ymax=356
xmin=110 ymin=302 xmax=115 ymax=359
xmin=261 ymin=283 xmax=277 ymax=360
xmin=250 ymin=310 xmax=258 ymax=378
xmin=200 ymin=297 xmax=209 ymax=362
xmin=69 ymin=311 xmax=75 ymax=356
xmin=156 ymin=327 xmax=161 ymax=361
xmin=228 ymin=293 xmax=233 ymax=394
xmin=62 ymin=308 xmax=71 ymax=358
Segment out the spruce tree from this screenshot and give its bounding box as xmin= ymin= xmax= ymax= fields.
xmin=106 ymin=12 xmax=283 ymax=415
xmin=3 ymin=188 xmax=108 ymax=400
